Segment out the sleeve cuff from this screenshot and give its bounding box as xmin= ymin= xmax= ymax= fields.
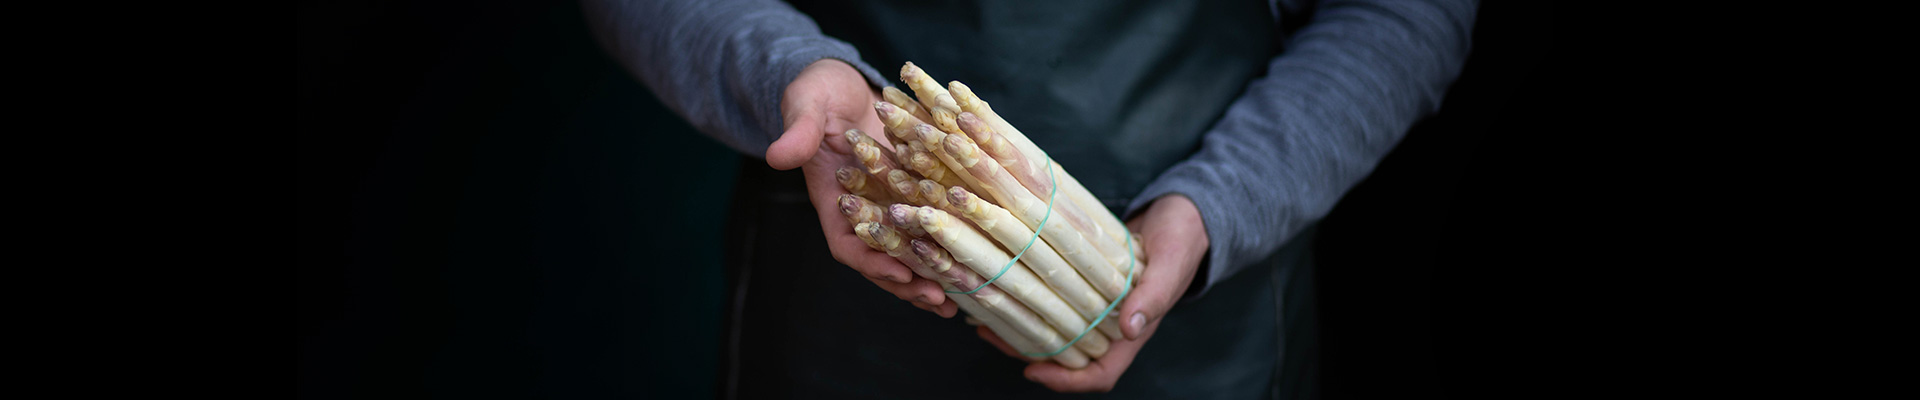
xmin=1125 ymin=166 xmax=1237 ymax=301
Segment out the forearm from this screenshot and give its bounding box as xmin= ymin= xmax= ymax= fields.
xmin=581 ymin=0 xmax=887 ymax=155
xmin=1126 ymin=0 xmax=1477 ymax=297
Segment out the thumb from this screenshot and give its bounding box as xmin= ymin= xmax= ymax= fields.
xmin=767 ymin=108 xmax=824 ymax=170
xmin=1117 ymin=257 xmax=1176 ymax=340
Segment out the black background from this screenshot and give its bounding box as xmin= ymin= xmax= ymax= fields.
xmin=298 ymin=1 xmax=1560 ymax=398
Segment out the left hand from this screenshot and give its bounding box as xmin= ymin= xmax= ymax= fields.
xmin=975 ymin=194 xmax=1210 ymax=392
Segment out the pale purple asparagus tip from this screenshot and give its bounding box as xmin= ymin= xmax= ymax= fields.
xmin=888 ymin=204 xmax=915 ymax=226
xmin=910 ymin=239 xmax=936 ymax=259
xmin=947 ymin=186 xmax=969 ymax=206
xmin=838 ymin=194 xmax=860 ymax=217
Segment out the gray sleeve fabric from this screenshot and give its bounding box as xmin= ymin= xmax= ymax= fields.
xmin=1124 ymin=0 xmax=1478 ymax=298
xmin=581 ymin=0 xmax=888 ymax=156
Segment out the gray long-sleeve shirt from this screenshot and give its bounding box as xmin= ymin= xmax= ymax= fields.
xmin=584 ymin=0 xmax=1475 ymax=298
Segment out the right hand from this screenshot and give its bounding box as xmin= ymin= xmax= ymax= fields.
xmin=768 ymin=59 xmax=957 ymax=318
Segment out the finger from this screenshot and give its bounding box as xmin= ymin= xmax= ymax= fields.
xmin=976 ymin=325 xmax=1024 ymax=359
xmin=935 ymin=299 xmax=958 ymax=318
xmin=768 ymin=108 xmax=824 ymax=170
xmin=1025 ymin=321 xmax=1155 ymax=393
xmin=1116 ymin=256 xmax=1183 ymax=340
xmin=864 ymin=274 xmax=946 ymax=306
xmin=828 ymin=231 xmax=915 ymax=284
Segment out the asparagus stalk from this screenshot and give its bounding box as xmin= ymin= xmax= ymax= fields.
xmin=843 ymin=128 xmax=899 ymax=168
xmin=838 ymin=194 xmax=886 ymax=227
xmin=882 ymin=86 xmax=934 ymax=124
xmin=836 ymin=166 xmax=896 ymax=204
xmin=941 ymin=133 xmax=1130 ymax=300
xmin=888 ymin=169 xmax=929 ymax=206
xmin=854 ymin=222 xmax=1063 ymax=365
xmin=950 ymin=81 xmax=1136 ymax=257
xmin=912 ymin=124 xmax=992 ymax=199
xmin=911 ymin=238 xmax=1086 ymax=367
xmin=916 ymin=179 xmax=961 ymax=216
xmin=894 ymin=143 xmax=913 ymax=170
xmin=956 ymin=112 xmax=1135 ymax=272
xmin=886 ymin=204 xmax=930 ymax=238
xmin=947 ymin=186 xmax=1125 ymax=338
xmin=907 ymin=147 xmax=969 ymax=191
xmin=917 ymin=207 xmax=1111 ymax=357
xmin=900 ymin=62 xmax=956 ymax=118
xmin=876 ymin=102 xmax=975 ymax=192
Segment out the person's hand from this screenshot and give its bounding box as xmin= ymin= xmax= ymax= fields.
xmin=975 ymin=194 xmax=1209 ymax=392
xmin=768 ymin=59 xmax=958 ymax=318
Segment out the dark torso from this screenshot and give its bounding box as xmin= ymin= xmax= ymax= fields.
xmin=721 ymin=1 xmax=1313 ymax=398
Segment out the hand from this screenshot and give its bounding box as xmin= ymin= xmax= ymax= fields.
xmin=769 ymin=59 xmax=957 ymax=318
xmin=976 ymin=194 xmax=1209 ymax=392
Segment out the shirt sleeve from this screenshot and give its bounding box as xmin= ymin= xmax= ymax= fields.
xmin=1124 ymin=0 xmax=1478 ymax=298
xmin=581 ymin=0 xmax=888 ymax=156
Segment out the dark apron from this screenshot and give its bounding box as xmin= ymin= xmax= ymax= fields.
xmin=722 ymin=1 xmax=1317 ymax=398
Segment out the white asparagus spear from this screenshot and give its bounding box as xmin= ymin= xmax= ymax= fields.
xmin=956 ymin=112 xmax=1135 ymax=271
xmin=876 ymin=102 xmax=976 ymax=193
xmin=947 ymin=186 xmax=1124 ymax=338
xmin=836 ymin=166 xmax=896 ymax=204
xmin=854 ymin=222 xmax=1064 ymax=365
xmin=917 ymin=207 xmax=1111 ymax=357
xmin=911 ymin=238 xmax=1088 ymax=368
xmin=912 ymin=124 xmax=992 ymax=199
xmin=886 ymin=169 xmax=928 ymax=206
xmin=843 ymin=129 xmax=899 ymax=168
xmin=900 ymin=62 xmax=956 ymax=119
xmin=886 ymin=204 xmax=929 ymax=239
xmin=942 ymin=133 xmax=1129 ymax=299
xmin=854 ymin=141 xmax=922 ymax=202
xmin=950 ymin=81 xmax=1136 ymax=258
xmin=838 ymin=194 xmax=886 ymax=227
xmin=882 ymin=86 xmax=934 ymax=124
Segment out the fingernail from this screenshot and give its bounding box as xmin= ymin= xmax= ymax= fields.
xmin=916 ymin=295 xmax=929 ymax=304
xmin=1128 ymin=313 xmax=1146 ymax=337
xmin=1025 ymin=370 xmax=1040 ymax=382
xmin=893 ymin=274 xmax=912 ymax=284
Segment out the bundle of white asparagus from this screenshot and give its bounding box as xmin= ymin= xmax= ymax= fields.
xmin=836 ymin=62 xmax=1148 ymax=369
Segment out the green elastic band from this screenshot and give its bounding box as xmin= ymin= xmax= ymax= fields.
xmin=1022 ymin=227 xmax=1134 ymax=358
xmin=945 ymin=155 xmax=1055 ymax=295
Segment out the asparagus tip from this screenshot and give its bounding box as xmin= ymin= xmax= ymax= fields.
xmin=946 ymin=186 xmax=970 ymax=207
xmin=910 ymin=238 xmax=938 ymax=259
xmin=838 ymin=194 xmax=861 ymax=217
xmin=835 ymin=166 xmax=858 ymax=184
